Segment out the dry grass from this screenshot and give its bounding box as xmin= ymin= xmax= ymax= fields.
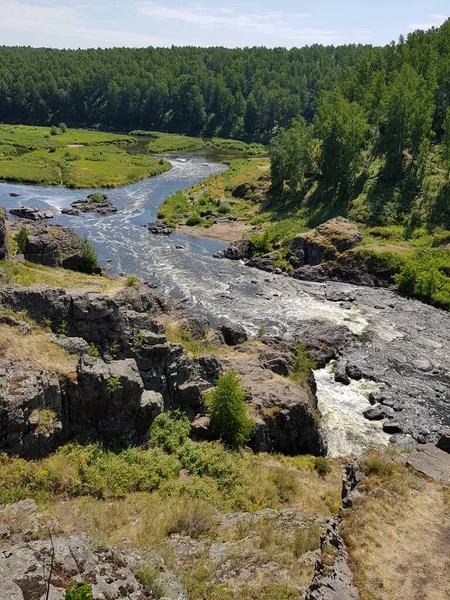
xmin=0 ymin=323 xmax=76 ymax=373
xmin=342 ymin=452 xmax=450 ymax=600
xmin=0 ymin=260 xmax=126 ymax=293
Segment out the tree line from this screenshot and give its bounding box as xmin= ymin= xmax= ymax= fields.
xmin=0 ymin=44 xmax=375 ymax=140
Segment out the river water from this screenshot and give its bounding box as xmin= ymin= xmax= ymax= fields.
xmin=2 ymin=153 xmax=431 ymax=456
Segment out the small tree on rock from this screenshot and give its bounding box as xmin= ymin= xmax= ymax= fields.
xmin=205 ymin=371 xmax=253 ymax=449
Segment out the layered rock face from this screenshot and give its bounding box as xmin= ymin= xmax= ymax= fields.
xmin=0 ymin=281 xmax=326 ymax=458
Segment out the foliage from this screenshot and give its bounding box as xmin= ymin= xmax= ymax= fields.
xmin=269 ymin=116 xmax=313 ymax=195
xmin=314 ymin=457 xmax=332 ymax=478
xmin=126 ymin=274 xmax=139 ymax=287
xmin=56 ymin=320 xmax=69 ymax=336
xmin=14 ymin=226 xmax=29 ymax=253
xmin=88 ymin=343 xmax=100 ymax=358
xmin=394 ymin=249 xmax=450 ymax=310
xmin=257 ymin=326 xmax=266 ymax=338
xmin=80 ymin=238 xmax=99 ymax=274
xmin=205 ymin=371 xmax=254 ymax=449
xmin=105 ymin=377 xmax=123 ymax=394
xmin=186 ymin=212 xmax=203 ymax=226
xmin=87 ymin=192 xmax=106 ymax=204
xmin=65 ymin=581 xmax=93 ymax=600
xmin=145 ymin=132 xmax=203 ymax=153
xmin=290 ymin=344 xmax=317 ymax=385
xmin=149 ymin=411 xmax=191 ymax=454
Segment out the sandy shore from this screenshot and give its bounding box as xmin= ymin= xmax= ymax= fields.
xmin=178 ymin=221 xmax=252 ymax=242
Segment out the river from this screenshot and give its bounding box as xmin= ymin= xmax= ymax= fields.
xmin=1 ymin=153 xmax=449 ymax=457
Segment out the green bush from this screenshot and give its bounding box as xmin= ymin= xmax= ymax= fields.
xmin=126 ymin=274 xmax=139 ymax=287
xmin=218 ymin=202 xmax=232 ymax=214
xmin=88 ymin=343 xmax=100 ymax=358
xmin=149 ymin=411 xmax=191 ymax=454
xmin=290 ymin=344 xmax=316 ymax=385
xmin=205 ymin=371 xmax=254 ymax=449
xmin=65 ymin=581 xmax=93 ymax=600
xmin=80 ymin=238 xmax=99 ymax=274
xmin=14 ymin=226 xmax=29 ymax=254
xmin=395 ymin=249 xmax=450 ymax=310
xmin=105 ymin=377 xmax=122 ymax=394
xmin=314 ymin=457 xmax=332 ymax=478
xmin=87 ymin=192 xmax=106 ymax=204
xmin=186 ymin=212 xmax=203 ymax=226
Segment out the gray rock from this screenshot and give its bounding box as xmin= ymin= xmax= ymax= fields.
xmin=436 ymin=429 xmax=450 ymax=454
xmin=61 ymin=207 xmax=80 ymax=216
xmin=407 ymin=444 xmax=450 ymax=483
xmin=383 ymin=420 xmax=404 ymax=434
xmin=334 ymin=361 xmax=350 ymax=385
xmin=0 ymin=363 xmax=63 ymax=458
xmin=222 ymin=238 xmax=252 ymax=260
xmin=71 ymin=196 xmax=117 ymax=215
xmin=363 ymin=404 xmax=394 ymax=421
xmin=220 ymin=322 xmax=248 ymax=346
xmin=9 ymin=206 xmax=55 ymax=221
xmin=0 ymin=208 xmax=7 ymax=259
xmin=148 ymin=220 xmax=173 ymax=235
xmin=50 ymin=334 xmax=90 ymax=356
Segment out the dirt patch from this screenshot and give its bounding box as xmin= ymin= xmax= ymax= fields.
xmin=66 ymin=144 xmax=85 ymax=148
xmin=178 ymin=221 xmax=252 ymax=242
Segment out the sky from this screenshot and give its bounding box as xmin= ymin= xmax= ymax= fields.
xmin=0 ymin=0 xmax=448 ymax=50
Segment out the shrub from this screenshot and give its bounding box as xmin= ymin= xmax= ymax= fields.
xmin=87 ymin=192 xmax=106 ymax=204
xmin=15 ymin=226 xmax=29 ymax=254
xmin=257 ymin=326 xmax=266 ymax=338
xmin=149 ymin=411 xmax=191 ymax=454
xmin=56 ymin=320 xmax=69 ymax=336
xmin=88 ymin=343 xmax=100 ymax=358
xmin=293 ymin=524 xmax=322 ymax=557
xmin=186 ymin=212 xmax=203 ymax=226
xmin=65 ymin=581 xmax=93 ymax=600
xmin=80 ymin=238 xmax=99 ymax=274
xmin=290 ymin=344 xmax=316 ymax=385
xmin=314 ymin=457 xmax=332 ymax=478
xmin=105 ymin=377 xmax=122 ymax=394
xmin=50 ymin=125 xmax=59 ymax=136
xmin=205 ymin=371 xmax=254 ymax=449
xmin=59 ymin=122 xmax=68 ymax=133
xmin=218 ymin=202 xmax=232 ymax=214
xmin=126 ymin=274 xmax=139 ymax=287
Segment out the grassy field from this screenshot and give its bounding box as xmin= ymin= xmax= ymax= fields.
xmin=0 ymin=124 xmax=134 ymax=150
xmin=0 ymin=124 xmax=172 ymax=187
xmin=130 ymin=131 xmax=203 ymax=153
xmin=0 ymin=141 xmax=170 ymax=188
xmin=211 ymin=137 xmax=266 ymax=155
xmin=341 ymin=451 xmax=450 ymax=600
xmin=158 ymin=158 xmax=270 ymax=227
xmin=0 ymin=259 xmax=127 ymax=292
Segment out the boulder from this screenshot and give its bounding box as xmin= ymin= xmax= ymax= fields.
xmin=65 ymin=356 xmax=152 ymax=445
xmin=220 ymin=322 xmax=248 ymax=346
xmin=436 ymin=429 xmax=450 ymax=454
xmin=407 ymin=444 xmax=450 ymax=483
xmin=221 ymin=238 xmax=252 ymax=261
xmin=11 ymin=222 xmax=86 ymax=270
xmin=294 ymin=320 xmax=353 ymax=368
xmin=71 ymin=196 xmax=117 ymax=215
xmin=363 ymin=404 xmax=394 ymax=421
xmin=288 ymin=217 xmax=363 ymax=270
xmin=0 ymin=362 xmax=63 ymax=458
xmin=0 ymin=209 xmax=7 ymax=259
xmin=9 ymin=206 xmax=55 ymax=221
xmin=148 ymin=220 xmax=174 ymax=235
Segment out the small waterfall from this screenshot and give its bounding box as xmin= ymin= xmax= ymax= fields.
xmin=315 ymin=363 xmax=390 ymax=458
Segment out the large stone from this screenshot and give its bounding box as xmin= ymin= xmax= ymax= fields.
xmin=220 ymin=321 xmax=248 ymax=346
xmin=436 ymin=429 xmax=450 ymax=454
xmin=221 ymin=238 xmax=253 ymax=261
xmin=66 ymin=356 xmax=151 ymax=445
xmin=407 ymin=444 xmax=450 ymax=483
xmin=9 ymin=206 xmax=55 ymax=221
xmin=0 ymin=363 xmax=63 ymax=458
xmin=0 ymin=209 xmax=7 ymax=259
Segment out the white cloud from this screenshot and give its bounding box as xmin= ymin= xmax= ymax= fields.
xmin=0 ymin=0 xmax=187 ymax=47
xmin=138 ymin=2 xmax=338 ymax=43
xmin=409 ymin=13 xmax=447 ymax=31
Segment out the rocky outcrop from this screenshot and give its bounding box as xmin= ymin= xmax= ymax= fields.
xmin=9 ymin=206 xmax=56 ymax=221
xmin=220 ymin=344 xmax=326 ymax=456
xmin=0 ymin=362 xmax=63 ymax=458
xmin=0 ymin=500 xmax=188 ymax=600
xmin=65 ymin=356 xmax=161 ymax=446
xmin=0 ymin=209 xmax=7 ymax=260
xmin=216 ymin=238 xmax=252 ymax=260
xmin=306 ymin=463 xmax=361 ymax=600
xmin=149 ymin=219 xmax=174 ymax=235
xmin=406 ymin=444 xmax=450 ymax=483
xmin=220 ymin=321 xmax=248 ymax=346
xmin=71 ymin=194 xmax=117 ymax=215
